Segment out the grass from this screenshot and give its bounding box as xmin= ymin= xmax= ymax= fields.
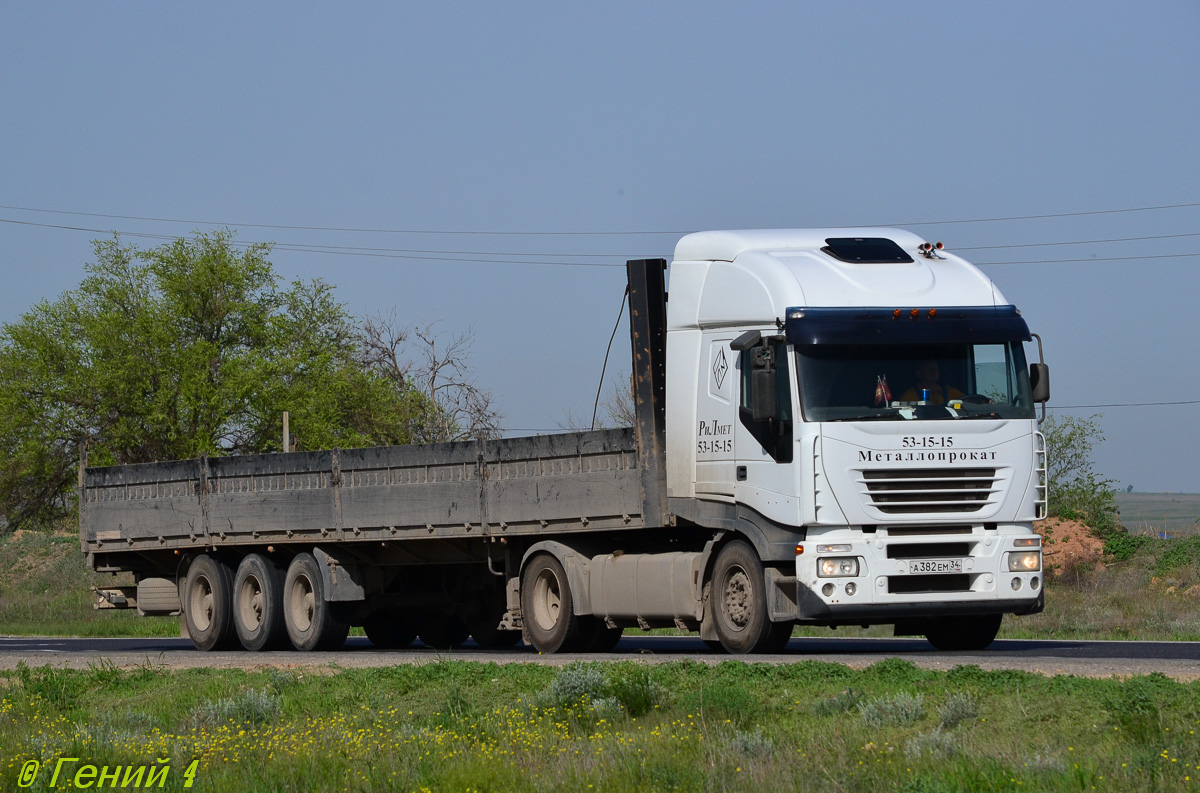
xmin=1 ymin=659 xmax=1198 ymax=791
xmin=1117 ymin=492 xmax=1200 ymax=537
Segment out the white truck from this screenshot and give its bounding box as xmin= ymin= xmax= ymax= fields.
xmin=83 ymin=228 xmax=1050 ymax=655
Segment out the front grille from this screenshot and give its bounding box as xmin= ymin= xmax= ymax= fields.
xmin=888 ymin=574 xmax=971 ymax=594
xmin=861 ymin=468 xmax=997 ymax=514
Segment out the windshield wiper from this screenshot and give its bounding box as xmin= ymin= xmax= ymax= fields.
xmin=828 ymin=410 xmax=902 ymax=422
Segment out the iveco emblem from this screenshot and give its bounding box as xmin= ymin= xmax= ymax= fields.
xmin=713 ymin=349 xmax=728 ymax=389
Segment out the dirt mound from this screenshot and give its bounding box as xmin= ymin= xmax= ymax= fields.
xmin=1034 ymin=517 xmax=1105 ymax=576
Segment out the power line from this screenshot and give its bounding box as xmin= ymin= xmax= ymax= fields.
xmin=955 ymin=231 xmax=1200 ymax=251
xmin=1051 ymin=400 xmax=1200 ymax=409
xmin=889 ymin=201 xmax=1200 ymax=227
xmin=974 ymin=252 xmax=1200 ymax=266
xmin=0 ymin=218 xmax=635 ymax=268
xmin=3 ymin=199 xmax=1199 ymax=236
xmin=0 ymin=203 xmax=686 ymax=236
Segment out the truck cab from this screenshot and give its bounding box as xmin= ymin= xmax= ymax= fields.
xmin=665 ymin=229 xmax=1048 ymax=650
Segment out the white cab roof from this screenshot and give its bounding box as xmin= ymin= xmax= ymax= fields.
xmin=668 ymin=228 xmax=1005 ymax=329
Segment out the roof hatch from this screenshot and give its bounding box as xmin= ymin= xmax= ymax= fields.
xmin=821 ymin=237 xmax=914 ymax=264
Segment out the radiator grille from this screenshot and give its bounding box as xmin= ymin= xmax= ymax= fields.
xmin=861 ymin=468 xmax=997 ymax=514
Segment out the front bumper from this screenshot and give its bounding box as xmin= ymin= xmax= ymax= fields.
xmin=794 ymin=583 xmax=1043 ymax=624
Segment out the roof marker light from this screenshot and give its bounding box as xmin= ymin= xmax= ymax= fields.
xmin=910 ymin=308 xmax=919 ymax=319
xmin=892 ymin=308 xmax=902 ymax=319
xmin=935 ymin=241 xmax=944 ymax=250
xmin=928 ymin=308 xmax=937 ymax=318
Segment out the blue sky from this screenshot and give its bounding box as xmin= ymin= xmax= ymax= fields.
xmin=2 ymin=2 xmax=1198 ymax=492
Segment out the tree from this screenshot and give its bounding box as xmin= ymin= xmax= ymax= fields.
xmin=358 ymin=314 xmax=502 ymax=442
xmin=0 ymin=231 xmax=433 ymax=530
xmin=1041 ymin=414 xmax=1119 ymax=534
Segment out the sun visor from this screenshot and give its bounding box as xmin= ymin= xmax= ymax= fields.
xmin=785 ymin=305 xmax=1031 ymax=346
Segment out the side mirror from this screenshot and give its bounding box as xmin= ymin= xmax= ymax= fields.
xmin=1029 ymin=363 xmax=1050 ymax=404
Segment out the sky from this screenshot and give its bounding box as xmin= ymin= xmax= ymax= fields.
xmin=1 ymin=2 xmax=1198 ymax=493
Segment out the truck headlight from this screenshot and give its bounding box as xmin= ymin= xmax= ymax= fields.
xmin=1007 ymin=552 xmax=1041 ymax=572
xmin=818 ymin=557 xmax=859 ymax=577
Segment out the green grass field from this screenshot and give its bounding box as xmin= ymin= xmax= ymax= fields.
xmin=1 ymin=659 xmax=1198 ymax=792
xmin=1118 ymin=492 xmax=1200 ymax=537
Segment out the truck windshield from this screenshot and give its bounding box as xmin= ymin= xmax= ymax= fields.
xmin=794 ymin=342 xmax=1035 ymax=421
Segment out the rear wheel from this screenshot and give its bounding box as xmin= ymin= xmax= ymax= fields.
xmin=467 ymin=586 xmax=523 ymax=648
xmin=363 ymin=614 xmax=417 ymax=649
xmin=183 ymin=555 xmax=236 ymax=652
xmin=520 ymin=553 xmax=586 ymax=653
xmin=283 ymin=553 xmax=350 ymax=651
xmin=232 ymin=554 xmax=286 ymax=652
xmin=582 ymin=619 xmax=624 ymax=653
xmin=924 ymin=614 xmax=1003 ymax=651
xmin=711 ymin=540 xmax=773 ymax=655
xmin=417 ymin=617 xmax=470 ymax=649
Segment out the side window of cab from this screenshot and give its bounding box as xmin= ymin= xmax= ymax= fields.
xmin=739 ymin=340 xmax=793 ymax=463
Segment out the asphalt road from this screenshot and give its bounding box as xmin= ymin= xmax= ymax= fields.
xmin=3 ymin=635 xmax=1199 ymax=679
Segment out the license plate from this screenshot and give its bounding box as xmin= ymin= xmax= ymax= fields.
xmin=906 ymin=559 xmax=964 ymax=574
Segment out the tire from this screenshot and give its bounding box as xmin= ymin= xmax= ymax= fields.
xmin=467 ymin=586 xmax=523 ymax=648
xmin=710 ymin=540 xmax=773 ymax=655
xmin=924 ymin=614 xmax=1003 ymax=651
xmin=582 ymin=620 xmax=624 ymax=653
xmin=283 ymin=553 xmax=350 ymax=651
xmin=703 ymin=639 xmax=726 ymax=653
xmin=183 ymin=555 xmax=236 ymax=652
xmin=363 ymin=614 xmax=417 ymax=649
xmin=520 ymin=553 xmax=587 ymax=653
xmin=755 ymin=621 xmax=794 ymax=654
xmin=232 ymin=554 xmax=287 ymax=652
xmin=417 ymin=617 xmax=470 ymax=649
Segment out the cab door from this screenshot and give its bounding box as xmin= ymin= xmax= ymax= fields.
xmin=733 ymin=338 xmax=800 ymax=523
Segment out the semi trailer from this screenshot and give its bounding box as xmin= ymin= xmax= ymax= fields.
xmin=82 ymin=228 xmax=1051 ymax=654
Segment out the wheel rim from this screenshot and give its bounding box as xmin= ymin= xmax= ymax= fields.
xmin=288 ymin=574 xmax=315 ymax=633
xmin=189 ymin=574 xmax=214 ymax=632
xmin=531 ymin=567 xmax=562 ymax=632
xmin=238 ymin=575 xmax=264 ymax=632
xmin=722 ymin=567 xmax=752 ymax=631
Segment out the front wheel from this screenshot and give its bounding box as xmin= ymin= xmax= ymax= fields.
xmin=924 ymin=614 xmax=1002 ymax=651
xmin=711 ymin=540 xmax=774 ymax=655
xmin=283 ymin=553 xmax=350 ymax=651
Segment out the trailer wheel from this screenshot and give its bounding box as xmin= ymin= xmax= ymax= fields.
xmin=711 ymin=540 xmax=773 ymax=655
xmin=467 ymin=585 xmax=523 ymax=648
xmin=283 ymin=553 xmax=350 ymax=651
xmin=363 ymin=614 xmax=417 ymax=649
xmin=232 ymin=554 xmax=286 ymax=651
xmin=183 ymin=555 xmax=236 ymax=652
xmin=417 ymin=617 xmax=470 ymax=649
xmin=924 ymin=614 xmax=1002 ymax=651
xmin=520 ymin=553 xmax=586 ymax=653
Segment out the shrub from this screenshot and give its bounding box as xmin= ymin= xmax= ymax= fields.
xmin=544 ymin=663 xmax=608 ymax=708
xmin=814 ymin=687 xmax=864 ymax=716
xmin=728 ymin=728 xmax=775 ymax=758
xmin=905 ymin=727 xmax=956 ymax=760
xmin=189 ymin=688 xmax=281 ymax=728
xmin=937 ymin=692 xmax=978 ymax=729
xmin=860 ymin=692 xmax=924 ymax=728
xmin=608 ymin=664 xmax=667 ymax=717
